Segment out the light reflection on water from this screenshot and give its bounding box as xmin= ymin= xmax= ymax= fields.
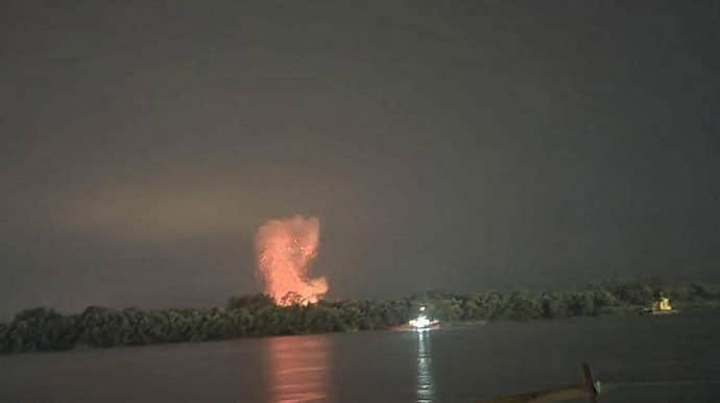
xmin=1 ymin=313 xmax=718 ymax=402
xmin=416 ymin=330 xmax=435 ymax=403
xmin=264 ymin=336 xmax=330 ymax=403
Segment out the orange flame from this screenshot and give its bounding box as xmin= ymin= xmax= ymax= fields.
xmin=255 ymin=215 xmax=328 ymax=306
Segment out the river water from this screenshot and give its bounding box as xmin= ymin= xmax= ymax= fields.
xmin=1 ymin=310 xmax=719 ymax=402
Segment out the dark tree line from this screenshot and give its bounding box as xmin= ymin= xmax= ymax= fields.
xmin=1 ymin=281 xmax=718 ymax=354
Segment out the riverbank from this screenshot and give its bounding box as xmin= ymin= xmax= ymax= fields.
xmin=2 ymin=281 xmax=719 ymax=354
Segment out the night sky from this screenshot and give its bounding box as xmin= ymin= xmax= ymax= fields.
xmin=1 ymin=1 xmax=719 ymax=318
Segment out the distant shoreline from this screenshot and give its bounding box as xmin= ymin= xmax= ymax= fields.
xmin=2 ymin=281 xmax=719 ymax=354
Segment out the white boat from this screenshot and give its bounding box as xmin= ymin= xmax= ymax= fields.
xmin=408 ymin=306 xmax=440 ymax=330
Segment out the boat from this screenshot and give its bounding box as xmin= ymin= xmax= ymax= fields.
xmin=408 ymin=306 xmax=440 ymax=331
xmin=409 ymin=314 xmax=440 ymax=330
xmin=645 ymin=297 xmax=678 ymax=315
xmin=478 ymin=363 xmax=601 ymax=402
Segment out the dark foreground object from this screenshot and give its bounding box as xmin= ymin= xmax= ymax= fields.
xmin=479 ymin=363 xmax=600 ymax=402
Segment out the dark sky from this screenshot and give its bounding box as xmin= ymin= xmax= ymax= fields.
xmin=1 ymin=1 xmax=719 ymax=318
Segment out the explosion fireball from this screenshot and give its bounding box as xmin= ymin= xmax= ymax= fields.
xmin=255 ymin=215 xmax=328 ymax=306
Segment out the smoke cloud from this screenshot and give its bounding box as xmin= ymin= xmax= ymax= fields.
xmin=254 ymin=215 xmax=328 ymax=305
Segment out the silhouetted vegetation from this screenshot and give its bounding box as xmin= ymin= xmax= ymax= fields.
xmin=1 ymin=281 xmax=719 ymax=354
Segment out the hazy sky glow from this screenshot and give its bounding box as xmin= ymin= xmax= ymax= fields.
xmin=1 ymin=1 xmax=718 ymax=317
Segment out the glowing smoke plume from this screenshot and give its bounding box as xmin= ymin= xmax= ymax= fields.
xmin=255 ymin=215 xmax=328 ymax=306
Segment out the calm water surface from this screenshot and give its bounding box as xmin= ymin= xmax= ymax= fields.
xmin=1 ymin=310 xmax=719 ymax=402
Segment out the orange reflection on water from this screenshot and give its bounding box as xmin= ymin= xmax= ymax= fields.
xmin=264 ymin=336 xmax=330 ymax=403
